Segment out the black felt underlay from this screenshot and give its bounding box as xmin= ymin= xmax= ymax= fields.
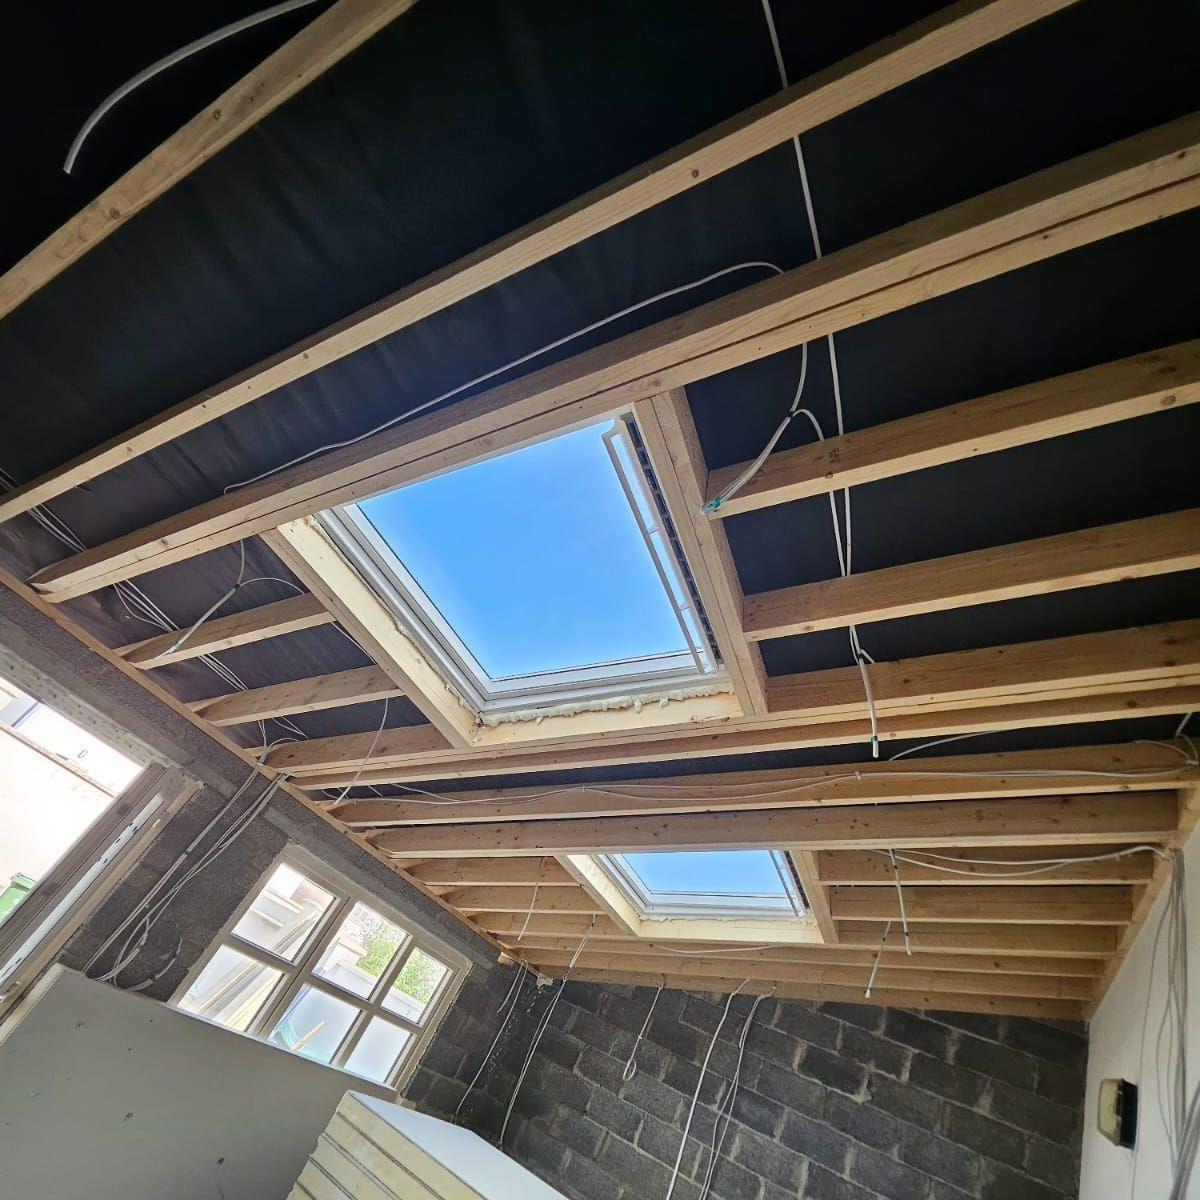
xmin=1 ymin=0 xmax=1197 ymax=782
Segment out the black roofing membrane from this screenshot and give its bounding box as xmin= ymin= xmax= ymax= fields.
xmin=1 ymin=0 xmax=1197 ymax=768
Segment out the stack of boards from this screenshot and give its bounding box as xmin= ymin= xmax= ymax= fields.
xmin=289 ymin=1091 xmax=569 ymax=1200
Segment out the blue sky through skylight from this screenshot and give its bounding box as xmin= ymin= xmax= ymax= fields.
xmin=358 ymin=422 xmax=688 ymax=679
xmin=622 ymin=850 xmax=788 ymax=897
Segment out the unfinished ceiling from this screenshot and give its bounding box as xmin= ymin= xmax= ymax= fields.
xmin=0 ymin=0 xmax=1198 ymax=1021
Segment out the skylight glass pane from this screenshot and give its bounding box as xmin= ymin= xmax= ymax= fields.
xmin=356 ymin=422 xmax=688 ymax=679
xmin=623 ymin=850 xmax=788 ymax=897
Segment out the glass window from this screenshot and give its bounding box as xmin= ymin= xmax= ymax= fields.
xmin=602 ymin=849 xmax=807 ymax=917
xmin=384 ymin=947 xmax=450 ymax=1022
xmin=177 ymin=946 xmax=283 ymax=1032
xmin=173 ymin=853 xmax=466 ymax=1089
xmin=318 ymin=417 xmax=720 ymax=711
xmin=231 ymin=862 xmax=335 ymax=961
xmin=315 ymin=901 xmax=408 ymax=998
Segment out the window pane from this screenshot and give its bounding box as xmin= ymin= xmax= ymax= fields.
xmin=178 ymin=946 xmax=282 ymax=1032
xmin=232 ymin=863 xmax=335 ymax=961
xmin=267 ymin=985 xmax=358 ymax=1065
xmin=354 ymin=421 xmax=688 ymax=679
xmin=315 ymin=901 xmax=408 ymax=999
xmin=384 ymin=948 xmax=449 ymax=1021
xmin=344 ymin=1016 xmax=412 ymax=1083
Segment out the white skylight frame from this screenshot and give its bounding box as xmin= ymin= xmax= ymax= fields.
xmin=316 ymin=415 xmax=724 ymax=714
xmin=597 ymin=850 xmax=809 ymax=920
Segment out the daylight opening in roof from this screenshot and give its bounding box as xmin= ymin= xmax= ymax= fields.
xmin=601 ymin=850 xmax=807 ymax=918
xmin=320 ymin=418 xmax=721 ymax=710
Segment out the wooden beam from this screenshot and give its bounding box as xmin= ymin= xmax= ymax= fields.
xmin=836 ymin=921 xmax=1119 ymax=958
xmin=556 ymin=967 xmax=1086 ymax=1020
xmin=118 ymin=593 xmax=333 ymax=668
xmin=0 ymin=0 xmax=416 ymax=332
xmin=444 ymin=886 xmax=600 ymax=914
xmin=508 ymin=937 xmax=1108 ymax=977
xmin=406 ymin=859 xmax=574 ymax=888
xmin=708 ymin=341 xmax=1200 ymax=516
xmin=367 ymin=791 xmax=1180 ymax=858
xmin=262 ymin=518 xmax=477 ymax=746
xmin=765 ymin=620 xmax=1200 ymax=718
xmin=191 ymin=665 xmax=406 ymax=726
xmin=792 ymin=849 xmax=838 ymax=943
xmin=632 ymin=390 xmax=766 ymax=714
xmin=815 ymin=847 xmax=1158 ymax=886
xmin=275 ymin=621 xmax=1200 ymax=776
xmin=293 ymin=684 xmax=1200 ymax=786
xmin=31 ymin=116 xmax=1200 ymax=602
xmin=744 ymin=509 xmax=1200 ymax=639
xmin=0 ymin=0 xmax=1078 ymax=525
xmin=827 ymin=884 xmax=1133 ymax=925
xmin=525 ymin=949 xmax=1093 ymax=1000
xmin=329 ymin=741 xmax=1193 ymax=827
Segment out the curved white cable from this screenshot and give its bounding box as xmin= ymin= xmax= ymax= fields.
xmin=227 ymin=261 xmax=784 ymax=492
xmin=64 ymin=0 xmax=323 ymax=174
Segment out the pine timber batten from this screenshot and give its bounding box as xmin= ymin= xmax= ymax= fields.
xmin=743 ymin=508 xmax=1200 ymax=639
xmin=479 ymin=912 xmax=1121 ymax=956
xmin=522 ymin=952 xmax=1094 ymax=1001
xmin=366 ymin=792 xmax=1180 ymax=858
xmin=291 ymin=685 xmax=1200 ymax=786
xmin=262 ymin=519 xmax=476 ymax=746
xmin=813 ymin=847 xmax=1157 ymax=886
xmin=0 ymin=0 xmax=1080 ymax=524
xmin=631 ymin=389 xmax=766 ymax=715
xmin=29 ymin=115 xmax=1200 ymax=601
xmin=557 ymin=968 xmax=1086 ymax=1021
xmin=118 ymin=593 xmax=335 ymax=668
xmin=825 ymin=884 xmax=1133 ymax=925
xmin=190 ymin=665 xmax=407 ymax=726
xmin=506 ymin=939 xmax=1108 ymax=977
xmin=0 ymin=0 xmax=418 ymax=331
xmin=708 ymin=341 xmax=1200 ymax=517
xmin=268 ymin=619 xmax=1200 ymax=774
xmin=328 ymin=742 xmax=1195 ymax=828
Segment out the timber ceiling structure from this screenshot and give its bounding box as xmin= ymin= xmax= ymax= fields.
xmin=1 ymin=0 xmax=1198 ymax=1021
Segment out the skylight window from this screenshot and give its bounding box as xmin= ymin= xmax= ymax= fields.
xmin=601 ymin=850 xmax=807 ymax=918
xmin=319 ymin=418 xmax=721 ymax=711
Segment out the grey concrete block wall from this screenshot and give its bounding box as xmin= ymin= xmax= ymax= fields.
xmin=409 ymin=975 xmax=1087 ymax=1200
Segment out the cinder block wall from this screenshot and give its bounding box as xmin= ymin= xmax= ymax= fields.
xmin=408 ymin=974 xmax=1087 ymax=1200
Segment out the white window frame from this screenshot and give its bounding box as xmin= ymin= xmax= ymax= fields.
xmin=171 ymin=846 xmax=469 ymax=1092
xmin=599 ymin=849 xmax=809 ymax=918
xmin=315 ymin=415 xmax=724 ymax=714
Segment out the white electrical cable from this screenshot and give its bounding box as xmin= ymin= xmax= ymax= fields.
xmin=227 ymin=261 xmax=784 ymax=493
xmin=699 ymin=989 xmax=773 ymax=1200
xmin=500 ymin=920 xmax=596 ymax=1144
xmin=622 ymin=982 xmax=664 ymax=1083
xmin=515 ymin=862 xmax=544 ymax=942
xmin=887 ymin=850 xmax=912 ymax=956
xmin=64 ymin=0 xmax=323 ymax=173
xmin=353 ymin=741 xmax=1197 ymax=810
xmin=455 ymin=965 xmax=531 ymax=1125
xmin=864 ymin=920 xmax=892 ymax=999
xmin=882 ymin=845 xmax=1170 ymax=879
xmin=665 ymin=982 xmax=747 ymax=1200
xmin=331 ymin=697 xmax=391 ymax=803
xmin=0 ymin=467 xmax=309 ymax=744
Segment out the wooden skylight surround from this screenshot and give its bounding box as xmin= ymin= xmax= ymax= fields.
xmin=312 ymin=415 xmax=727 ymax=718
xmin=561 ymin=850 xmax=826 ymax=947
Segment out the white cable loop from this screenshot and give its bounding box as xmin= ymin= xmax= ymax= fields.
xmin=622 ymin=982 xmax=664 ymax=1082
xmin=64 ymin=0 xmax=323 ymax=174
